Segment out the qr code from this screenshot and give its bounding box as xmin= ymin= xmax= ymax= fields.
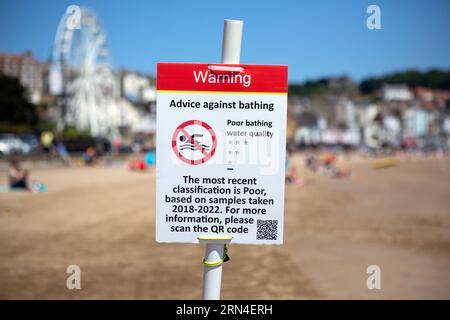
xmin=256 ymin=220 xmax=278 ymax=240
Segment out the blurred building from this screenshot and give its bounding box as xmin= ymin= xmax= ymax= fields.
xmin=286 ymin=74 xmax=450 ymax=151
xmin=382 ymin=84 xmax=413 ymax=101
xmin=382 ymin=114 xmax=402 ymax=147
xmin=327 ymin=76 xmax=357 ymax=93
xmin=117 ymin=70 xmax=157 ymax=144
xmin=0 ymin=51 xmax=43 ymax=104
xmin=360 ymin=104 xmax=384 ymax=149
xmin=444 ymin=116 xmax=450 ymax=136
xmin=414 ymin=86 xmax=450 ymax=109
xmin=120 ymin=70 xmax=156 ymax=104
xmin=403 ymin=106 xmax=430 ymax=138
xmin=293 ymin=112 xmax=321 ymax=146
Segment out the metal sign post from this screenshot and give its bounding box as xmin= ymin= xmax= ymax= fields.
xmin=201 ymin=19 xmax=243 ymax=301
xmin=156 ymin=19 xmax=287 ymax=300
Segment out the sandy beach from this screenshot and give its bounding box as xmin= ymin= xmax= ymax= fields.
xmin=0 ymin=154 xmax=449 ymax=299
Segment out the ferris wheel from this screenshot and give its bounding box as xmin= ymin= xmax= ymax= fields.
xmin=50 ymin=6 xmax=120 ymax=137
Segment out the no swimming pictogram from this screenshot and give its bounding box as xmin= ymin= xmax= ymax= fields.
xmin=171 ymin=120 xmax=217 ymax=165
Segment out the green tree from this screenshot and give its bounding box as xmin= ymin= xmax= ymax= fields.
xmin=288 ymin=78 xmax=328 ymax=96
xmin=0 ymin=75 xmax=39 ymax=130
xmin=359 ymin=69 xmax=450 ymax=94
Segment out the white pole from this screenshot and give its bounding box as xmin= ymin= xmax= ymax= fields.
xmin=202 ymin=243 xmax=225 ymax=300
xmin=221 ymin=19 xmax=243 ymax=64
xmin=202 ymin=19 xmax=243 ymax=301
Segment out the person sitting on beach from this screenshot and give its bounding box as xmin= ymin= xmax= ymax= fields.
xmin=321 ymin=152 xmax=351 ymax=178
xmin=305 ymin=154 xmax=320 ymax=172
xmin=82 ymin=146 xmax=97 ymax=165
xmin=286 ymin=166 xmax=305 ymax=186
xmin=8 ymin=159 xmax=30 ymax=190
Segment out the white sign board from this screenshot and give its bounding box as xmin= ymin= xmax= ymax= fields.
xmin=156 ymin=63 xmax=288 ymax=244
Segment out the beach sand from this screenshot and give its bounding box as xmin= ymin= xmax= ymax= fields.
xmin=0 ymin=154 xmax=449 ymax=299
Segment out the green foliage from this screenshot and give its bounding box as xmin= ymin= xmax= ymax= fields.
xmin=289 ymin=69 xmax=450 ymax=97
xmin=61 ymin=126 xmax=90 ymax=139
xmin=288 ymin=78 xmax=328 ymax=96
xmin=0 ymin=122 xmax=36 ymax=133
xmin=0 ymin=75 xmax=39 ymax=130
xmin=359 ymin=69 xmax=450 ymax=94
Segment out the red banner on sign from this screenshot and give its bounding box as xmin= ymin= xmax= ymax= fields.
xmin=157 ymin=63 xmax=288 ymax=93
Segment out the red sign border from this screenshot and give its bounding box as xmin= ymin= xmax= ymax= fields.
xmin=157 ymin=63 xmax=288 ymax=93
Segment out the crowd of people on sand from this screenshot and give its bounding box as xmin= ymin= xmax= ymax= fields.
xmin=40 ymin=131 xmax=73 ymax=165
xmin=12 ymin=130 xmax=432 ymax=191
xmin=39 ymin=131 xmax=109 ymax=167
xmin=39 ymin=131 xmax=159 ymax=170
xmin=283 ymin=143 xmax=447 ymax=184
xmin=305 ymin=153 xmax=351 ymax=178
xmin=285 ymin=148 xmax=351 ymax=185
xmin=2 ymin=130 xmax=158 ymax=192
xmin=128 ymin=149 xmax=156 ymax=172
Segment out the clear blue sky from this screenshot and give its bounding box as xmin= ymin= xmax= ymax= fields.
xmin=1 ymin=0 xmax=449 ymax=83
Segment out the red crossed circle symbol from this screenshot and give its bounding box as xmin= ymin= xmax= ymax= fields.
xmin=171 ymin=120 xmax=217 ymax=165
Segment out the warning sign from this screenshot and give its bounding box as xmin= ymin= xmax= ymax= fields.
xmin=172 ymin=120 xmax=217 ymax=165
xmin=156 ymin=63 xmax=288 ymax=244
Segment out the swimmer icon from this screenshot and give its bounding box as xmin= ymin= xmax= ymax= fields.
xmin=172 ymin=120 xmax=217 ymax=165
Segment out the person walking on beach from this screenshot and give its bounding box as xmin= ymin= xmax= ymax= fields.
xmin=40 ymin=131 xmax=54 ymax=153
